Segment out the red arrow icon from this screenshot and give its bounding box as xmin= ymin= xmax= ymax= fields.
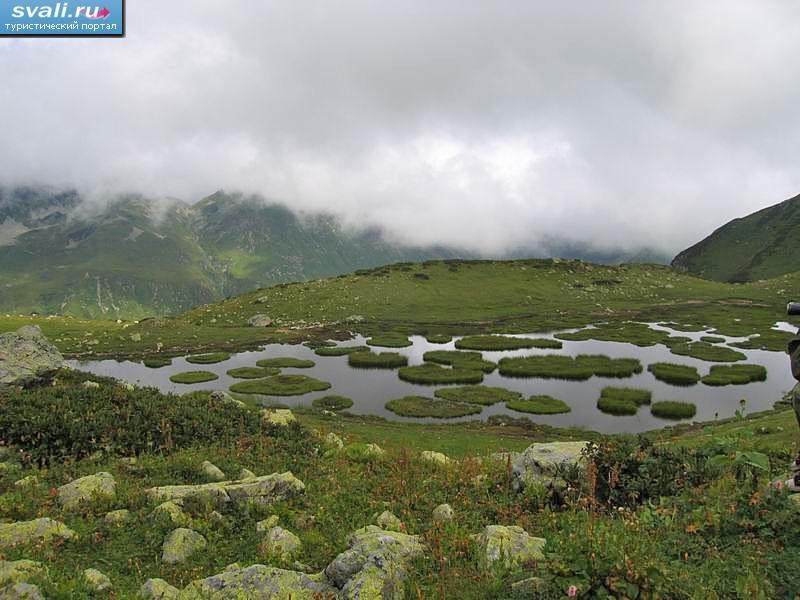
xmin=87 ymin=7 xmax=110 ymax=19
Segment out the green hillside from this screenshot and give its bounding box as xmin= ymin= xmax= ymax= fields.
xmin=672 ymin=193 xmax=800 ymax=282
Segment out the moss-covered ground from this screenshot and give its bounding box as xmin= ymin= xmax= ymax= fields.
xmin=506 ymin=395 xmax=571 ymax=415
xmin=168 ymin=371 xmax=219 ymax=384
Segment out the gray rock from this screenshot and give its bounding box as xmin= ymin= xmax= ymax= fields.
xmin=57 ymin=472 xmax=116 ymax=510
xmin=0 ymin=518 xmax=74 ymax=548
xmin=471 ymin=525 xmax=545 ymax=567
xmin=0 ymin=326 xmax=63 ymax=390
xmin=13 ymin=476 xmax=37 ymax=489
xmin=0 ymin=561 xmax=43 ymax=587
xmin=256 ymin=515 xmax=279 ymax=532
xmin=84 ymin=568 xmax=112 ymax=591
xmin=510 ymin=441 xmax=589 ymax=491
xmin=248 ymin=314 xmax=273 ymax=327
xmin=82 ymin=380 xmax=100 ymax=389
xmin=138 ymin=578 xmax=180 ymax=599
xmin=420 ymin=451 xmax=451 ymax=466
xmin=323 ymin=433 xmax=344 ymax=450
xmin=261 ymin=526 xmax=302 ymax=561
xmin=375 ymin=510 xmax=403 ymax=532
xmin=178 ymin=565 xmax=336 ymax=599
xmin=432 ymin=503 xmax=454 ymax=523
xmin=104 ymin=509 xmax=132 ymax=525
xmin=200 ymin=461 xmax=226 ymax=482
xmin=0 ymin=583 xmax=44 ymax=600
xmin=162 ymin=528 xmax=207 ymax=564
xmin=239 ymin=468 xmax=256 ymax=480
xmin=151 ymin=501 xmax=190 ymax=526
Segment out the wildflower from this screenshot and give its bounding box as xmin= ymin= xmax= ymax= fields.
xmin=773 ymin=480 xmax=784 ymax=491
xmin=567 ymin=585 xmax=578 ymax=597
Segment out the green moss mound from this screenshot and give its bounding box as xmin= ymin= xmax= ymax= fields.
xmin=385 ymin=396 xmax=482 ymax=418
xmin=348 ymin=351 xmax=408 ymax=369
xmin=556 ymin=323 xmax=676 ymax=347
xmin=434 ymin=385 xmax=522 ymax=406
xmin=226 ymin=366 xmax=280 ymax=379
xmin=700 ymin=336 xmax=726 ymax=344
xmin=648 ymin=363 xmax=700 ymax=386
xmin=143 ymin=357 xmax=172 ymax=368
xmin=185 ymin=352 xmax=231 ymax=365
xmin=669 ymin=341 xmax=746 ymax=362
xmin=455 ymin=335 xmax=562 ymax=351
xmin=367 ymin=334 xmax=412 ymax=348
xmin=169 ymin=371 xmax=219 ymax=384
xmin=256 ymin=357 xmax=315 ymax=368
xmin=651 ymin=401 xmax=697 ymax=420
xmin=230 ymin=374 xmax=331 ymax=396
xmin=506 ymin=395 xmax=571 ymax=415
xmin=425 ymin=334 xmax=453 ymax=344
xmin=730 ymin=329 xmax=794 ymax=352
xmin=398 ymin=363 xmax=484 ymax=385
xmin=498 ymin=354 xmax=642 ymax=380
xmin=597 ymin=397 xmax=638 ymax=416
xmin=423 ymin=350 xmax=496 ymax=373
xmin=312 ymin=395 xmax=354 ymax=411
xmin=600 ymin=386 xmax=652 ymax=405
xmin=701 ymin=364 xmax=767 ymax=386
xmin=314 ymin=345 xmax=370 ymax=357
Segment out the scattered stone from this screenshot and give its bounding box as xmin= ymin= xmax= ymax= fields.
xmin=239 ymin=468 xmax=257 ymax=480
xmin=179 ymin=565 xmax=336 ymax=599
xmin=13 ymin=476 xmax=37 ymax=489
xmin=432 ymin=503 xmax=454 ymax=523
xmin=209 ymin=390 xmax=246 ymax=408
xmin=82 ymin=380 xmax=100 ymax=389
xmin=510 ymin=441 xmax=589 ymax=491
xmin=201 ymin=460 xmax=226 ymax=482
xmin=260 ymin=526 xmax=302 ymax=561
xmin=151 ymin=501 xmax=190 ymax=526
xmin=261 ymin=409 xmax=296 ymax=426
xmin=104 ymin=509 xmax=132 ymax=525
xmin=256 ymin=515 xmax=280 ymax=532
xmin=84 ymin=568 xmax=112 ymax=592
xmin=248 ymin=314 xmax=273 ymax=327
xmin=471 ymin=525 xmax=545 ymax=567
xmin=162 ymin=528 xmax=207 ymax=565
xmin=375 ymin=510 xmax=403 ymax=532
xmin=57 ymin=471 xmax=116 ymax=510
xmin=420 ymin=451 xmax=452 ymax=466
xmin=0 ymin=325 xmax=64 ymax=390
xmin=0 ymin=582 xmax=44 ymax=599
xmin=138 ymin=578 xmax=180 ymax=599
xmin=146 ymin=472 xmax=305 ymax=509
xmin=323 ymin=432 xmax=344 ymax=450
xmin=0 ymin=560 xmax=43 ymax=587
xmin=0 ymin=518 xmax=75 ymax=548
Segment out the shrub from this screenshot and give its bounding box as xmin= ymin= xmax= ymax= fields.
xmin=226 ymin=366 xmax=280 ymax=379
xmin=169 ymin=371 xmax=219 ymax=384
xmin=425 ymin=334 xmax=452 ymax=344
xmin=385 ymin=396 xmax=481 ymax=418
xmin=651 ymin=401 xmax=697 ymax=420
xmin=367 ymin=334 xmax=412 ymax=348
xmin=455 ymin=335 xmax=562 ymax=351
xmin=498 ymin=354 xmax=642 ymax=380
xmin=506 ymin=395 xmax=571 ymax=414
xmin=256 ymin=357 xmax=315 ymax=368
xmin=312 ymin=395 xmax=354 ymax=411
xmin=348 ymin=351 xmax=408 ymax=369
xmin=701 ymin=364 xmax=767 ymax=386
xmin=597 ymin=397 xmax=638 ymax=416
xmin=398 ymin=364 xmax=484 ymax=385
xmin=647 ymin=363 xmax=700 ymax=386
xmin=600 ymin=386 xmax=652 ymax=405
xmin=314 ymin=345 xmax=370 ymax=357
xmin=185 ymin=352 xmax=231 ymax=365
xmin=230 ymin=374 xmax=331 ymax=396
xmin=669 ymin=341 xmax=746 ymax=362
xmin=423 ymin=350 xmax=496 ymax=373
xmin=143 ymin=357 xmax=171 ymax=368
xmin=0 ymin=381 xmax=264 ymax=464
xmin=434 ymin=385 xmax=522 ymax=406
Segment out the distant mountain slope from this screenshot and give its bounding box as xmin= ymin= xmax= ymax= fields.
xmin=671 ymin=193 xmax=800 ymax=282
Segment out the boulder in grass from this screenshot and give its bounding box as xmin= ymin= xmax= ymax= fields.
xmin=57 ymin=472 xmax=116 ymax=510
xmin=471 ymin=525 xmax=545 ymax=567
xmin=162 ymin=528 xmax=207 ymax=565
xmin=0 ymin=326 xmax=63 ymax=390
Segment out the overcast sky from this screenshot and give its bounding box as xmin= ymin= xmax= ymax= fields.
xmin=2 ymin=1 xmax=800 ymax=255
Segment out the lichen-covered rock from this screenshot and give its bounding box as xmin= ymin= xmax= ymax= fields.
xmin=510 ymin=441 xmax=589 ymax=491
xmin=201 ymin=461 xmax=226 ymax=482
xmin=146 ymin=472 xmax=305 ymax=509
xmin=0 ymin=326 xmax=63 ymax=390
xmin=432 ymin=504 xmax=454 ymax=523
xmin=151 ymin=501 xmax=190 ymax=526
xmin=375 ymin=511 xmax=403 ymax=532
xmin=420 ymin=451 xmax=451 ymax=466
xmin=178 ymin=565 xmax=336 ymax=599
xmin=0 ymin=561 xmax=42 ymax=587
xmin=12 ymin=477 xmax=37 ymax=489
xmin=471 ymin=525 xmax=545 ymax=567
xmin=82 ymin=380 xmax=100 ymax=389
xmin=104 ymin=509 xmax=132 ymax=525
xmin=344 ymin=443 xmax=385 ymax=461
xmin=138 ymin=578 xmax=180 ymax=599
xmin=256 ymin=515 xmax=279 ymax=532
xmin=84 ymin=568 xmax=112 ymax=591
xmin=248 ymin=314 xmax=273 ymax=327
xmin=239 ymin=468 xmax=256 ymax=480
xmin=0 ymin=582 xmax=44 ymax=600
xmin=262 ymin=409 xmax=296 ymax=426
xmin=210 ymin=390 xmax=246 ymax=408
xmin=0 ymin=518 xmax=75 ymax=548
xmin=324 ymin=433 xmax=344 ymax=450
xmin=57 ymin=472 xmax=116 ymax=510
xmin=162 ymin=528 xmax=207 ymax=564
xmin=325 ymin=526 xmax=425 ymax=590
xmin=339 ymin=562 xmax=405 ymax=600
xmin=261 ymin=526 xmax=302 ymax=561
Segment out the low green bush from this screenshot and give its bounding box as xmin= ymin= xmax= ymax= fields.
xmin=398 ymin=364 xmax=484 ymax=385
xmin=701 ymin=364 xmax=767 ymax=386
xmin=669 ymin=341 xmax=746 ymax=362
xmin=143 ymin=357 xmax=171 ymax=368
xmin=256 ymin=357 xmax=315 ymax=368
xmin=597 ymin=397 xmax=638 ymax=416
xmin=651 ymin=401 xmax=697 ymax=420
xmin=455 ymin=335 xmax=562 ymax=351
xmin=226 ymin=366 xmax=280 ymax=379
xmin=647 ymin=363 xmax=700 ymax=386
xmin=425 ymin=334 xmax=453 ymax=344
xmin=312 ymin=395 xmax=354 ymax=411
xmin=314 ymin=345 xmax=370 ymax=357
xmin=348 ymin=351 xmax=408 ymax=369
xmin=0 ymin=380 xmax=264 ymax=464
xmin=230 ymin=374 xmax=331 ymax=396
xmin=600 ymin=386 xmax=652 ymax=405
xmin=367 ymin=334 xmax=412 ymax=348
xmin=498 ymin=354 xmax=642 ymax=380
xmin=434 ymin=385 xmax=522 ymax=406
xmin=506 ymin=395 xmax=571 ymax=414
xmin=169 ymin=371 xmax=219 ymax=384
xmin=423 ymin=350 xmax=496 ymax=372
xmin=385 ymin=396 xmax=481 ymax=418
xmin=185 ymin=352 xmax=231 ymax=365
